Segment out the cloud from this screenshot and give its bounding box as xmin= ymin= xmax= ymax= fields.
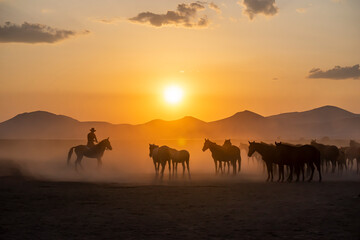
xmin=0 ymin=22 xmax=89 ymax=44
xmin=239 ymin=0 xmax=279 ymax=20
xmin=308 ymin=64 xmax=360 ymax=80
xmin=129 ymin=2 xmax=211 ymax=28
xmin=92 ymin=17 xmax=123 ymax=24
xmin=209 ymin=2 xmax=221 ymax=13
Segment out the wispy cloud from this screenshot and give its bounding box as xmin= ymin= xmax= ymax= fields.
xmin=308 ymin=64 xmax=360 ymax=80
xmin=91 ymin=17 xmax=123 ymax=24
xmin=0 ymin=22 xmax=89 ymax=44
xmin=238 ymin=0 xmax=279 ymax=20
xmin=209 ymin=2 xmax=221 ymax=13
xmin=129 ymin=2 xmax=213 ymax=28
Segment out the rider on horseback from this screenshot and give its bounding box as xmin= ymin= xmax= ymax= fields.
xmin=87 ymin=128 xmax=98 ymax=148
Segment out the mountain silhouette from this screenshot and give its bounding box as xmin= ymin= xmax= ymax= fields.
xmin=0 ymin=106 xmax=359 ymax=140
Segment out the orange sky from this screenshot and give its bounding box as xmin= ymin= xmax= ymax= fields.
xmin=0 ymin=0 xmax=360 ymax=123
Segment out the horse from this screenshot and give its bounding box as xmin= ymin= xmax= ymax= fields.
xmin=67 ymin=138 xmax=112 ymax=170
xmin=311 ymin=140 xmax=339 ymax=173
xmin=337 ymin=148 xmax=348 ymax=173
xmin=168 ymin=148 xmax=191 ymax=178
xmin=202 ymin=139 xmax=240 ymax=175
xmin=248 ymin=141 xmax=278 ymax=182
xmin=347 ymin=140 xmax=360 ymax=170
xmin=223 ymin=139 xmax=241 ymax=173
xmin=149 ymin=144 xmax=171 ymax=177
xmin=275 ymin=142 xmax=321 ymax=182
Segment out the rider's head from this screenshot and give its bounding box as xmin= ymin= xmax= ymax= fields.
xmin=90 ymin=128 xmax=96 ymax=132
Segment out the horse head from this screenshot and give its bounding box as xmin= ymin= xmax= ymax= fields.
xmin=247 ymin=141 xmax=256 ymax=157
xmin=149 ymin=144 xmax=159 ymax=157
xmin=223 ymin=139 xmax=232 ymax=147
xmin=104 ymin=137 xmax=112 ymax=150
xmin=202 ymin=138 xmax=211 ymax=152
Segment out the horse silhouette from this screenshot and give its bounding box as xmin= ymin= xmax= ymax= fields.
xmin=149 ymin=144 xmax=171 ymax=178
xmin=67 ymin=138 xmax=112 ymax=170
xmin=311 ymin=140 xmax=339 ymax=173
xmin=223 ymin=139 xmax=241 ymax=173
xmin=275 ymin=142 xmax=321 ymax=182
xmin=202 ymin=139 xmax=240 ymax=175
xmin=248 ymin=141 xmax=277 ymax=182
xmin=168 ymin=148 xmax=191 ymax=178
xmin=337 ymin=148 xmax=348 ymax=173
xmin=348 ymin=140 xmax=360 ymax=171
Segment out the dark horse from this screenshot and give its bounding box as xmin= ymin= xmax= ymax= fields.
xmin=168 ymin=148 xmax=191 ymax=178
xmin=223 ymin=139 xmax=242 ymax=173
xmin=275 ymin=142 xmax=321 ymax=182
xmin=311 ymin=140 xmax=339 ymax=173
xmin=67 ymin=138 xmax=112 ymax=170
xmin=149 ymin=144 xmax=171 ymax=178
xmin=202 ymin=139 xmax=241 ymax=175
xmin=248 ymin=141 xmax=277 ymax=182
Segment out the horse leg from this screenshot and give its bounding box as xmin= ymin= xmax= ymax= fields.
xmin=214 ymin=160 xmax=218 ymax=174
xmin=295 ymin=166 xmax=300 ymax=182
xmin=219 ymin=162 xmax=223 ymax=174
xmin=172 ymin=161 xmax=175 ymax=176
xmin=186 ymin=160 xmax=191 ymax=178
xmin=153 ymin=160 xmax=158 ymax=175
xmin=316 ymin=162 xmax=322 ymax=182
xmin=307 ymin=162 xmax=315 ymax=182
xmin=269 ymin=164 xmax=273 ymax=182
xmin=75 ymin=155 xmax=83 ymax=171
xmin=287 ymin=166 xmax=293 ymax=182
xmin=301 ymin=165 xmax=305 ymax=182
xmin=182 ymin=162 xmax=185 ymax=176
xmin=97 ymin=157 xmax=102 ymax=168
xmin=168 ymin=160 xmax=171 ymax=175
xmin=160 ymin=162 xmax=166 ymax=179
xmin=227 ymin=161 xmax=230 ymax=174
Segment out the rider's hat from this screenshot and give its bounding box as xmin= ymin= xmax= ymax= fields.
xmin=90 ymin=128 xmax=96 ymax=132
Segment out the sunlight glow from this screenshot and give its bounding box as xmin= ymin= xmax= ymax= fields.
xmin=164 ymin=85 xmax=183 ymax=104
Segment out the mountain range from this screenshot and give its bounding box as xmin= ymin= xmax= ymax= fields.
xmin=0 ymin=106 xmax=359 ymax=140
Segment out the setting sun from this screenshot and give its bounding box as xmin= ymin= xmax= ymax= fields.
xmin=164 ymin=85 xmax=183 ymax=104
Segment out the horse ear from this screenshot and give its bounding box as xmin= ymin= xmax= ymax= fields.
xmin=248 ymin=141 xmax=251 ymax=144
xmin=107 ymin=137 xmax=109 ymax=140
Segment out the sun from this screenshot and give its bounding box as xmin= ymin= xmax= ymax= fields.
xmin=164 ymin=85 xmax=183 ymax=104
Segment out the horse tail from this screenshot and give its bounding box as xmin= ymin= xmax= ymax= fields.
xmin=67 ymin=147 xmax=75 ymax=165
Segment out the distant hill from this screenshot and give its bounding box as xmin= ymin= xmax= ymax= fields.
xmin=0 ymin=106 xmax=359 ymax=140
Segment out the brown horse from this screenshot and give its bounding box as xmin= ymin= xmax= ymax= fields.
xmin=248 ymin=141 xmax=277 ymax=182
xmin=168 ymin=148 xmax=191 ymax=178
xmin=202 ymin=139 xmax=241 ymax=175
xmin=67 ymin=138 xmax=112 ymax=170
xmin=311 ymin=140 xmax=339 ymax=173
xmin=149 ymin=144 xmax=171 ymax=178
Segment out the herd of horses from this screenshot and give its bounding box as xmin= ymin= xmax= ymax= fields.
xmin=66 ymin=137 xmax=360 ymax=182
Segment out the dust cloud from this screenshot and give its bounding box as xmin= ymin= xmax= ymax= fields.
xmin=0 ymin=139 xmax=358 ymax=184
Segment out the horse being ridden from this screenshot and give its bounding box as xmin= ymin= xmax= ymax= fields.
xmin=168 ymin=148 xmax=191 ymax=178
xmin=248 ymin=141 xmax=277 ymax=182
xmin=149 ymin=144 xmax=171 ymax=177
xmin=67 ymin=138 xmax=112 ymax=170
xmin=275 ymin=142 xmax=321 ymax=182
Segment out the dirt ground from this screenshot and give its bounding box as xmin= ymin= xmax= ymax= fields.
xmin=1 ymin=175 xmax=359 ymax=240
